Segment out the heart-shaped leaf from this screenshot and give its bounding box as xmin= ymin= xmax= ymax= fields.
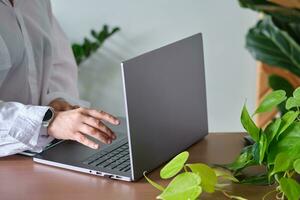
xmin=255 ymin=90 xmax=287 ymax=114
xmin=157 ymin=172 xmax=201 ymax=200
xmin=270 ymin=153 xmax=293 ymax=176
xmin=160 ymin=151 xmax=189 ymax=179
xmin=280 ymin=178 xmax=300 ymax=200
xmin=276 ymin=111 xmax=299 ymax=139
xmin=286 ymin=97 xmax=300 ymax=110
xmin=186 ymin=163 xmax=217 ymax=193
xmin=293 ymin=159 xmax=300 ymax=174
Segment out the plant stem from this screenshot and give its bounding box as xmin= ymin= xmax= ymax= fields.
xmin=262 ymin=189 xmax=277 ymax=200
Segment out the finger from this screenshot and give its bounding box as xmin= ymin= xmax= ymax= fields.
xmin=83 ymin=116 xmax=116 ymax=140
xmin=79 ymin=123 xmax=112 ymax=144
xmin=84 ymin=109 xmax=120 ymax=125
xmin=73 ymin=132 xmax=99 ymax=149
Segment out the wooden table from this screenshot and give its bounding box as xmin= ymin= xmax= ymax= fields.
xmin=0 ymin=133 xmax=274 ymax=200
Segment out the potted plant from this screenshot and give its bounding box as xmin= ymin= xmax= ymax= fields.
xmin=146 ymin=87 xmax=300 ymax=199
xmin=238 ymin=0 xmax=300 ymax=127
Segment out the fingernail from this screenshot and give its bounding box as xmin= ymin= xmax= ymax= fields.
xmin=94 ymin=144 xmax=99 ymax=149
xmin=115 ymin=120 xmax=120 ymax=125
xmin=108 ymin=140 xmax=112 ymax=144
xmin=113 ymin=135 xmax=116 ymax=140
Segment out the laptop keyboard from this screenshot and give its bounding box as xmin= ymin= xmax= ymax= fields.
xmin=82 ymin=139 xmax=131 ymax=172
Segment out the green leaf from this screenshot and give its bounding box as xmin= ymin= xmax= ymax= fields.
xmin=293 ymin=159 xmax=300 ymax=174
xmin=270 ymin=153 xmax=293 ymax=176
xmin=246 ymin=16 xmax=300 ymax=77
xmin=268 ymin=122 xmax=300 ymax=164
xmin=238 ymin=174 xmax=271 ymax=185
xmin=258 ymin=133 xmax=267 ymax=164
xmin=143 ymin=172 xmax=164 ymax=191
xmin=186 ymin=164 xmax=217 ymax=193
xmin=286 ymin=97 xmax=300 ymax=110
xmin=157 ymin=172 xmax=201 ymax=200
xmin=213 ymin=168 xmax=239 ymax=182
xmin=255 ymin=90 xmax=287 ymax=114
xmin=293 ymin=87 xmax=300 ymax=98
xmin=160 ymin=151 xmax=189 ymax=179
xmin=226 ymin=145 xmax=256 ymax=172
xmin=239 ymin=0 xmax=300 ymax=22
xmin=264 ymin=118 xmax=281 ymax=145
xmin=277 ymin=111 xmax=299 ymax=139
xmin=280 ymin=178 xmax=300 ymax=200
xmin=241 ymin=105 xmax=260 ymax=142
xmin=268 ymin=75 xmax=294 ymax=115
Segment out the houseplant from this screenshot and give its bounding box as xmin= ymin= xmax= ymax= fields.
xmin=72 ymin=24 xmax=120 ymax=66
xmin=146 ymin=87 xmax=300 ymax=199
xmin=239 ymin=0 xmax=300 ymax=124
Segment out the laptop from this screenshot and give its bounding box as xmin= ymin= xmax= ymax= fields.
xmin=33 ymin=33 xmax=208 ymax=181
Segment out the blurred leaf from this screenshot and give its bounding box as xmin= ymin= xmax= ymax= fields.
xmin=270 ymin=152 xmax=293 ymax=176
xmin=258 ymin=133 xmax=268 ymax=164
xmin=214 ymin=168 xmax=239 ymax=182
xmin=293 ymin=159 xmax=300 ymax=174
xmin=71 ymin=25 xmax=120 ymax=66
xmin=186 ymin=163 xmax=217 ymax=193
xmin=238 ymin=173 xmax=271 ymax=185
xmin=241 ymin=105 xmax=260 ymax=142
xmin=246 ymin=17 xmax=300 ymax=77
xmin=276 ymin=111 xmax=299 ymax=139
xmin=255 ymin=90 xmax=287 ymax=114
xmin=286 ymin=97 xmax=300 ymax=110
xmin=268 ymin=75 xmax=294 ymax=114
xmin=268 ymin=122 xmax=300 ymax=164
xmin=239 ymin=0 xmax=300 ymax=22
xmin=226 ymin=146 xmax=256 ymax=172
xmin=264 ymin=118 xmax=281 ymax=145
xmin=160 ymin=151 xmax=189 ymax=179
xmin=157 ymin=172 xmax=201 ymax=200
xmin=280 ymin=177 xmax=300 ymax=200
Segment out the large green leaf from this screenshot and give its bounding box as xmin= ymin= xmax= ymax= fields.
xmin=255 ymin=90 xmax=287 ymax=114
xmin=258 ymin=133 xmax=268 ymax=164
xmin=241 ymin=105 xmax=260 ymax=142
xmin=268 ymin=122 xmax=300 ymax=164
xmin=276 ymin=111 xmax=299 ymax=139
xmin=226 ymin=145 xmax=256 ymax=172
xmin=268 ymin=75 xmax=294 ymax=114
xmin=293 ymin=159 xmax=300 ymax=174
xmin=280 ymin=178 xmax=300 ymax=200
xmin=186 ymin=164 xmax=217 ymax=193
xmin=246 ymin=16 xmax=300 ymax=77
xmin=285 ymin=87 xmax=300 ymax=109
xmin=157 ymin=172 xmax=201 ymax=200
xmin=270 ymin=152 xmax=293 ymax=176
xmin=239 ymin=0 xmax=300 ymax=22
xmin=160 ymin=151 xmax=189 ymax=179
xmin=264 ymin=118 xmax=281 ymax=145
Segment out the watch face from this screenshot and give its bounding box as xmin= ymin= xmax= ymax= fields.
xmin=43 ymin=109 xmax=53 ymax=121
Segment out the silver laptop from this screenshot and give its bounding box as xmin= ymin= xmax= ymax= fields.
xmin=33 ymin=33 xmax=208 ymax=181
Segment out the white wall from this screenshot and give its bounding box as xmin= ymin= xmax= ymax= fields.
xmin=52 ymin=0 xmax=257 ymax=132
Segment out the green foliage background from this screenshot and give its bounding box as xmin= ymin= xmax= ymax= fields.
xmin=240 ymin=0 xmax=300 ymax=115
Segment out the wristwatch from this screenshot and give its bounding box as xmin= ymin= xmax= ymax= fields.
xmin=42 ymin=107 xmax=55 ymax=127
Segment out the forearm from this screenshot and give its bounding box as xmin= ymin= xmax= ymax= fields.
xmin=0 ymin=101 xmax=53 ymax=157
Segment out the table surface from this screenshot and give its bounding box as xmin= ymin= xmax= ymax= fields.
xmin=0 ymin=133 xmax=274 ymax=200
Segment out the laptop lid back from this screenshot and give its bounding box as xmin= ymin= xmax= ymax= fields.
xmin=121 ymin=33 xmax=208 ymax=180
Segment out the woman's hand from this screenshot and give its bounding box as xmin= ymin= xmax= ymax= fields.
xmin=48 ymin=98 xmax=79 ymax=112
xmin=47 ymin=107 xmax=120 ymax=149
